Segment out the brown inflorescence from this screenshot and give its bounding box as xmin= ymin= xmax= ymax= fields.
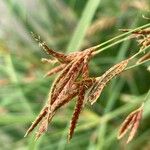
xmin=118 ymin=103 xmax=144 ymax=143
xmin=25 ymin=31 xmax=147 ymax=142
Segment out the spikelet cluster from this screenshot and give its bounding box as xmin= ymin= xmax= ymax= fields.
xmin=25 ymin=30 xmax=149 ymax=142
xmin=118 ymin=104 xmax=144 ymax=143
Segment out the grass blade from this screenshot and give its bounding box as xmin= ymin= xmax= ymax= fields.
xmin=67 ymin=0 xmax=101 ymax=52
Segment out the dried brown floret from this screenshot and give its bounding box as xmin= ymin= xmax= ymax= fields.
xmin=88 ymin=59 xmax=129 ymax=104
xmin=68 ymin=85 xmax=85 ymax=142
xmin=31 ymin=32 xmax=69 ymax=63
xmin=49 ymin=61 xmax=75 ymax=106
xmin=44 ymin=64 xmax=67 ymax=78
xmin=81 ymin=50 xmax=92 ymax=78
xmin=24 ymin=106 xmax=48 ymax=137
xmin=50 ymin=57 xmax=84 ymax=105
xmin=118 ymin=103 xmax=144 ymax=143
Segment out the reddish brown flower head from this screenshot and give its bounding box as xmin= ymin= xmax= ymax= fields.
xmin=24 ymin=35 xmax=96 ymax=140
xmin=25 ymin=32 xmax=142 ymax=142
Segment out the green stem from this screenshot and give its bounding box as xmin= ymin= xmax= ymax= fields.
xmin=125 ymin=46 xmax=150 ymax=70
xmin=93 ymin=37 xmax=130 ymax=56
xmin=125 ymin=58 xmax=150 ymax=71
xmin=130 ymin=48 xmax=150 ymax=60
xmin=92 ymin=22 xmax=150 ymax=55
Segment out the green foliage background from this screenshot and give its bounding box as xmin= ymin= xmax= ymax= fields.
xmin=0 ymin=0 xmax=150 ymax=150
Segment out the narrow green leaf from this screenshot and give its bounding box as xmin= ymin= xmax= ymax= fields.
xmin=67 ymin=0 xmax=101 ymax=52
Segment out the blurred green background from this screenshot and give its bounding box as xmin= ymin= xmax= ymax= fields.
xmin=0 ymin=0 xmax=150 ymax=150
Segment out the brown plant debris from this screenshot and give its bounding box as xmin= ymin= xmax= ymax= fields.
xmin=118 ymin=103 xmax=144 ymax=143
